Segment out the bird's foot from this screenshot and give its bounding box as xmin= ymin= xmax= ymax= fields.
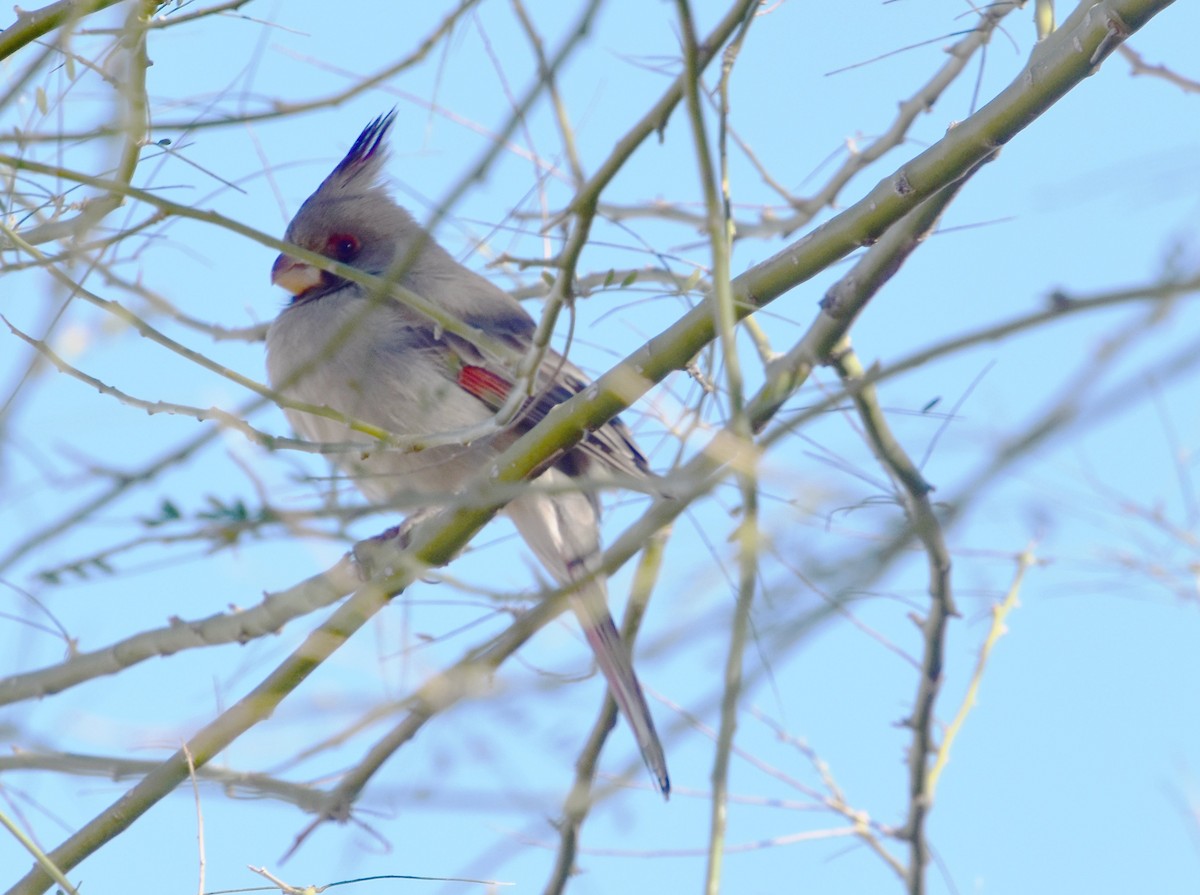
xmin=351 ymin=510 xmax=444 ymax=582
xmin=351 ymin=521 xmax=413 ymax=581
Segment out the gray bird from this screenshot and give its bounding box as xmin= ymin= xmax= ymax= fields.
xmin=266 ymin=111 xmax=669 ymax=797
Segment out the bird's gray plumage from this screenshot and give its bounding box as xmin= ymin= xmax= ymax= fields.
xmin=265 ymin=111 xmax=669 ymax=796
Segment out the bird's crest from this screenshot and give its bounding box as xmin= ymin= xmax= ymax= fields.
xmin=323 ymin=109 xmax=396 ymax=194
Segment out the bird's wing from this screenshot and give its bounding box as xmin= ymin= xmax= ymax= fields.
xmin=431 ymin=310 xmax=651 ymax=482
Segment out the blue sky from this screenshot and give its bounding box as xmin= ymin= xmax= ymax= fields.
xmin=3 ymin=2 xmax=1200 ymax=893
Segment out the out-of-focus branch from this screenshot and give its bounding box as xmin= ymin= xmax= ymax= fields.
xmin=85 ymin=0 xmax=253 ymax=31
xmin=1118 ymin=43 xmax=1200 ymax=91
xmin=672 ymin=2 xmax=759 ymax=892
xmin=512 ymin=0 xmax=585 ymax=188
xmin=0 ymin=0 xmax=124 ymax=63
xmin=926 ymin=549 xmax=1031 ymax=798
xmin=8 ymin=570 xmax=407 ymax=895
xmin=795 ymin=142 xmax=979 ymax=891
xmin=0 ymin=0 xmax=155 ymax=481
xmin=0 ymin=0 xmax=484 ymax=142
xmin=5 ymin=0 xmax=153 ymax=249
xmin=0 ymin=749 xmax=332 ymax=814
xmin=544 ymin=530 xmax=669 ymax=895
xmin=763 ymin=270 xmax=1197 ymax=659
xmin=284 ymin=575 xmax=582 ymax=850
xmin=831 ymin=344 xmax=953 ymax=895
xmin=3 ymin=319 xmax=316 ymax=452
xmin=495 ymin=0 xmax=758 ymax=441
xmin=0 ymin=428 xmax=224 ymax=574
xmin=597 ymin=1 xmax=1025 ymax=240
xmin=0 ymin=555 xmax=360 ymax=705
xmin=750 ymin=707 xmax=907 ymax=879
xmin=0 ymin=813 xmax=76 ymax=895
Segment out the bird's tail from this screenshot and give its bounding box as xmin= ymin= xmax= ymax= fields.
xmin=570 ymin=577 xmax=670 ymax=798
xmin=505 ymin=483 xmax=670 ymax=797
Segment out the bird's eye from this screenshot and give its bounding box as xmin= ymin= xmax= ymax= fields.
xmin=326 ymin=233 xmax=361 ymax=262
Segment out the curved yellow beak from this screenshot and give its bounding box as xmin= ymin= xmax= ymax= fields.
xmin=270 ymin=253 xmax=323 ymax=296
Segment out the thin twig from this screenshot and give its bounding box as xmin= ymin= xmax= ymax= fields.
xmin=926 ymin=548 xmax=1031 ymax=797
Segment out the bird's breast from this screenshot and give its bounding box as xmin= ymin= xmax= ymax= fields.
xmin=265 ymin=291 xmax=496 ymax=501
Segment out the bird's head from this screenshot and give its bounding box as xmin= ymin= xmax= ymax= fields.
xmin=271 ymin=110 xmax=419 ymax=302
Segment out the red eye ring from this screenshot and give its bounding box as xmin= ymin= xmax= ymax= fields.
xmin=326 ymin=233 xmax=360 ymax=262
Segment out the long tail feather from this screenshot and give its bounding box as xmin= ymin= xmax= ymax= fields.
xmin=505 ymin=484 xmax=670 ymax=796
xmin=571 ymin=582 xmax=670 ymax=798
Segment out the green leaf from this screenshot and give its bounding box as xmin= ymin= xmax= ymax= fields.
xmin=141 ymin=498 xmax=181 ymax=527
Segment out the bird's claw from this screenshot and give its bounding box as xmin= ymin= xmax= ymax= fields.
xmin=351 ymin=522 xmax=412 ymax=581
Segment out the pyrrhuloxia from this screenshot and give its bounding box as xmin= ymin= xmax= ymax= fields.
xmin=265 ymin=111 xmax=669 ymax=796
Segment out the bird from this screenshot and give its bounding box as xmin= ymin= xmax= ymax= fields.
xmin=265 ymin=110 xmax=669 ymax=797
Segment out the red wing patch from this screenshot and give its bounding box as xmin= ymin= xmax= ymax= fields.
xmin=457 ymin=365 xmax=512 ymax=408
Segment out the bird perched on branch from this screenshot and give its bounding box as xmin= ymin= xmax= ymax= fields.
xmin=265 ymin=111 xmax=669 ymax=797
